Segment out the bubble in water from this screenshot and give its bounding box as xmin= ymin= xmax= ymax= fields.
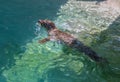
xmin=34 ymin=22 xmax=41 ymax=36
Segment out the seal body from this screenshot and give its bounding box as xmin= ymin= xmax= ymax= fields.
xmin=38 ymin=19 xmax=106 ymax=62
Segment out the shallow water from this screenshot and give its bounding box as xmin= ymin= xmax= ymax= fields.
xmin=0 ymin=0 xmax=67 ymax=70
xmin=0 ymin=0 xmax=120 ymax=82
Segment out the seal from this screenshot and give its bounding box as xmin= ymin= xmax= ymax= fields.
xmin=38 ymin=19 xmax=107 ymax=62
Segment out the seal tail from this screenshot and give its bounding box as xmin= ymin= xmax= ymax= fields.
xmin=70 ymin=39 xmax=107 ymax=62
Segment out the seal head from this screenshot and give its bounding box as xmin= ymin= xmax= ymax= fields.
xmin=38 ymin=20 xmax=56 ymax=30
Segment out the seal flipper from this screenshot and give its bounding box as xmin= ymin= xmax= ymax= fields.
xmin=39 ymin=37 xmax=50 ymax=44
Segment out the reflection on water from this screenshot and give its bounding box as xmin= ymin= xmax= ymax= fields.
xmin=1 ymin=0 xmax=120 ymax=82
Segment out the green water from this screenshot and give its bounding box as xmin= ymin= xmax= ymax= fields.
xmin=0 ymin=0 xmax=120 ymax=82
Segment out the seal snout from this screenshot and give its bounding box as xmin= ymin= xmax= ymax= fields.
xmin=38 ymin=20 xmax=46 ymax=27
xmin=37 ymin=19 xmax=56 ymax=29
xmin=38 ymin=20 xmax=43 ymax=24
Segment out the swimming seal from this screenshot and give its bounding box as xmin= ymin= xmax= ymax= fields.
xmin=38 ymin=19 xmax=107 ymax=62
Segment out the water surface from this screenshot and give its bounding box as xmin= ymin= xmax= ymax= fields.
xmin=0 ymin=0 xmax=120 ymax=82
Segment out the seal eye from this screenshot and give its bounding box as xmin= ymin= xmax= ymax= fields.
xmin=45 ymin=23 xmax=51 ymax=28
xmin=41 ymin=23 xmax=44 ymax=26
xmin=44 ymin=23 xmax=49 ymax=27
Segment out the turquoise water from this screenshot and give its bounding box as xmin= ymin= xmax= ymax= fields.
xmin=0 ymin=0 xmax=120 ymax=82
xmin=0 ymin=0 xmax=67 ymax=81
xmin=0 ymin=0 xmax=67 ymax=68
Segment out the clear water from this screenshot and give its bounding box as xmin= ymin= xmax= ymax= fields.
xmin=0 ymin=0 xmax=120 ymax=82
xmin=0 ymin=0 xmax=67 ymax=68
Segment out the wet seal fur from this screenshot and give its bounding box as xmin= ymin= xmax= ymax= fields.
xmin=38 ymin=19 xmax=107 ymax=62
